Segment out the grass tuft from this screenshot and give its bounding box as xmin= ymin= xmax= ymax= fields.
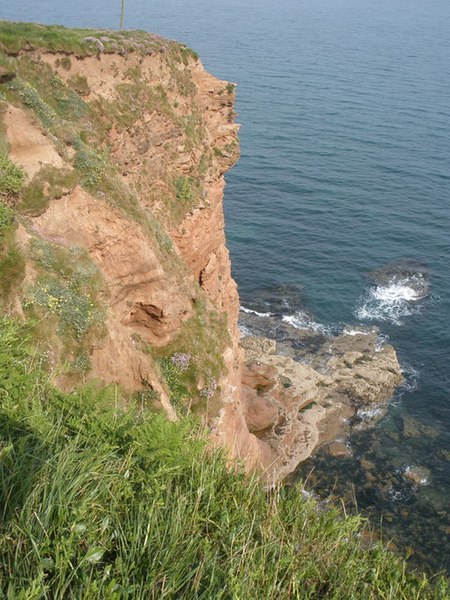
xmin=0 ymin=153 xmax=25 ymax=195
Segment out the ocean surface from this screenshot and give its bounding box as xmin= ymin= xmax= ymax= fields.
xmin=3 ymin=0 xmax=450 ymax=574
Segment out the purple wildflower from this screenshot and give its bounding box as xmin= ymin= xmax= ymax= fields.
xmin=171 ymin=352 xmax=191 ymax=372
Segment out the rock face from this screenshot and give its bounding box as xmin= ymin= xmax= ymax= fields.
xmin=0 ymin=24 xmax=403 ymax=482
xmin=239 ymin=331 xmax=403 ymax=482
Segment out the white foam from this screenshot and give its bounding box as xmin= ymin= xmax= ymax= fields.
xmin=240 ymin=305 xmax=272 ymax=318
xmin=355 ymin=275 xmax=429 ymax=325
xmin=282 ymin=311 xmax=333 ymax=335
xmin=357 ymin=405 xmax=384 ymax=421
xmin=399 ymin=364 xmax=420 ymax=392
xmin=343 ymin=327 xmax=373 ymax=336
xmin=238 ymin=324 xmax=252 ymax=338
xmin=373 ymin=283 xmax=424 ymax=303
xmin=354 ymin=406 xmax=385 ymax=429
xmin=375 ymin=333 xmax=390 ymax=352
xmin=387 ymin=487 xmax=409 ymax=503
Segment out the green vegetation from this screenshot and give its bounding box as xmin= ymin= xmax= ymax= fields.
xmin=159 ymin=356 xmax=191 ymax=413
xmin=225 ymin=82 xmax=236 ymax=95
xmin=73 ymin=139 xmax=107 ymax=189
xmin=175 ymin=175 xmax=195 ymax=205
xmin=0 ymin=21 xmax=184 ymax=57
xmin=67 ymin=73 xmax=90 ymax=96
xmin=23 ymin=239 xmax=105 ymax=378
xmin=27 ymin=238 xmax=104 ymax=339
xmin=0 ymin=317 xmax=447 ymax=598
xmin=7 ymin=78 xmax=56 ymax=128
xmin=152 ymin=303 xmax=230 ymax=415
xmin=0 ymin=152 xmax=25 ymax=194
xmin=0 ymin=23 xmax=447 ymax=596
xmin=0 ymin=202 xmax=25 ymax=303
xmin=18 ymin=165 xmax=78 ymax=215
xmin=0 ymin=21 xmax=209 ymax=230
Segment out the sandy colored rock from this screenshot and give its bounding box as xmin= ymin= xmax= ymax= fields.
xmin=239 ymin=333 xmax=403 ymax=482
xmin=4 ymin=105 xmax=65 ymax=178
xmin=34 ymin=187 xmax=193 ymax=347
xmin=245 ymin=392 xmax=279 ymax=433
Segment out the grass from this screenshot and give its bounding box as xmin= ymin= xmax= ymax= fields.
xmin=0 ymin=152 xmax=25 ymax=195
xmin=0 ymin=316 xmax=448 ymax=599
xmin=151 ymin=302 xmax=230 ymax=415
xmin=18 ymin=165 xmax=78 ymax=215
xmin=0 ymin=202 xmax=25 ymax=304
xmin=0 ymin=21 xmax=191 ymax=57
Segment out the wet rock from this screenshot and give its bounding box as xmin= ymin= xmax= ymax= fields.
xmin=238 ymin=326 xmax=403 ymax=482
xmin=385 ymin=430 xmax=400 ymax=442
xmin=402 ymin=416 xmax=438 ymax=439
xmin=403 ymin=465 xmax=431 ymax=486
xmin=327 ymin=441 xmax=352 ymax=458
xmin=360 ymin=458 xmax=376 ymax=472
xmin=437 ymin=449 xmax=450 ymax=462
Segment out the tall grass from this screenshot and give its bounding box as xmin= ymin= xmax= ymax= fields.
xmin=0 ymin=317 xmax=448 ymax=598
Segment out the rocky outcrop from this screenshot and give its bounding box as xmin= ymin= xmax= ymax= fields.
xmin=239 ymin=330 xmax=403 ymax=482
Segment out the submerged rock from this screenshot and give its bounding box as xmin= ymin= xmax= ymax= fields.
xmin=327 ymin=441 xmax=352 ymax=458
xmin=403 ymin=466 xmax=431 ymax=487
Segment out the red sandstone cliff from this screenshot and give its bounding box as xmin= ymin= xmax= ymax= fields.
xmin=0 ymin=29 xmax=275 ymax=472
xmin=0 ymin=26 xmax=402 ymax=481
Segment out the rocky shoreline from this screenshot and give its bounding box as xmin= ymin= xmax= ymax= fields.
xmin=239 ymin=312 xmax=403 ymax=482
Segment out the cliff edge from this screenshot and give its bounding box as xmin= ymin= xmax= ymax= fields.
xmin=0 ymin=22 xmax=402 ymax=482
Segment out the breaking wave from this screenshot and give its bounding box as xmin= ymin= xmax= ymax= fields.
xmin=281 ymin=311 xmax=335 ymax=335
xmin=240 ymin=305 xmax=273 ymax=318
xmin=355 ymin=263 xmax=430 ymax=325
xmin=399 ymin=364 xmax=420 ymax=393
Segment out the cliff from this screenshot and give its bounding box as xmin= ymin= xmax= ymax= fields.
xmin=0 ymin=22 xmax=402 ymax=482
xmin=0 ymin=21 xmax=268 ymax=466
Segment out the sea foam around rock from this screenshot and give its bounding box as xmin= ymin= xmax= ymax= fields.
xmin=355 ymin=265 xmax=430 ymax=325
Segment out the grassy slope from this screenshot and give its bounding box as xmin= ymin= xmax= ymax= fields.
xmin=0 ymin=317 xmax=448 ymax=599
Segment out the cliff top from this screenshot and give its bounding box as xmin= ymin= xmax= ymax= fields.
xmin=0 ymin=20 xmax=198 ymax=58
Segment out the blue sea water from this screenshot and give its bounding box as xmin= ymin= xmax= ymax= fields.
xmin=3 ymin=0 xmax=450 ymax=573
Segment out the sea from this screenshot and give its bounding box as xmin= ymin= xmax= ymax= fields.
xmin=3 ymin=0 xmax=449 ymax=575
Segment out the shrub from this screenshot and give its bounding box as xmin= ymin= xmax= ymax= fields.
xmin=0 ymin=153 xmax=25 ymax=195
xmin=175 ymin=176 xmax=194 ymax=204
xmin=7 ymin=78 xmax=56 ymax=128
xmin=0 ymin=202 xmax=25 ymax=302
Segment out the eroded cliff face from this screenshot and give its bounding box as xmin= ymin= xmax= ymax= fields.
xmin=0 ymin=23 xmax=272 ymax=472
xmin=0 ymin=23 xmax=402 ymax=481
